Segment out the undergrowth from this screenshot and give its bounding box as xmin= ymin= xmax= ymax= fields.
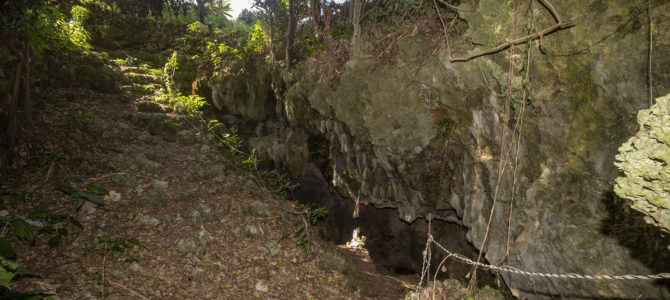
xmin=0 ymin=181 xmax=110 ymax=298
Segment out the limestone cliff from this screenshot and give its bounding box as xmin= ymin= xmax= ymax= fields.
xmin=212 ymin=0 xmax=670 ymax=298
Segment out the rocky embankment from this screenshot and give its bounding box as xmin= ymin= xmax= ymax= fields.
xmin=210 ymin=1 xmax=670 ymax=298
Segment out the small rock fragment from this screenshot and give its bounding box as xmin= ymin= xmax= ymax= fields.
xmin=197 ymin=228 xmax=213 ymax=245
xmin=138 ymin=131 xmax=152 ymax=143
xmin=81 ymin=202 xmax=97 ymax=214
xmin=245 ymin=224 xmax=262 ymax=237
xmin=192 ymin=267 xmax=204 ymax=276
xmin=130 ymin=262 xmax=143 ymax=272
xmin=255 ymin=280 xmax=269 ymax=293
xmin=138 ymin=214 xmax=160 ymax=227
xmin=104 ymin=191 xmax=121 ymax=202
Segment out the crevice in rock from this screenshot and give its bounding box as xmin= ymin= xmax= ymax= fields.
xmin=293 ymin=162 xmax=510 ymax=293
xmin=600 ymin=191 xmax=670 ymax=290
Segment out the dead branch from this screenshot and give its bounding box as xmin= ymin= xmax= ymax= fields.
xmin=108 ymin=280 xmax=151 ymax=300
xmin=449 ymin=19 xmax=575 ymax=62
xmin=437 ymin=0 xmax=459 ymax=11
xmin=538 ymin=0 xmax=562 ymax=23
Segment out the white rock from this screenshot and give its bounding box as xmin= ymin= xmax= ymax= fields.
xmin=130 ymin=262 xmax=142 ymax=272
xmin=255 ymin=280 xmax=269 ymax=293
xmin=104 ymin=191 xmax=121 ymax=202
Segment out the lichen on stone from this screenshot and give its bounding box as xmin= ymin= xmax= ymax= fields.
xmin=614 ymin=93 xmax=670 ymax=233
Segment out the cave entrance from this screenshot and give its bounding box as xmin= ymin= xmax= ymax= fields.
xmin=293 ymin=163 xmax=504 ymax=290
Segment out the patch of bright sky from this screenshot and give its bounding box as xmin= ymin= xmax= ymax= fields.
xmin=230 ymin=0 xmax=254 ymax=19
xmin=229 ymin=0 xmax=348 ymax=20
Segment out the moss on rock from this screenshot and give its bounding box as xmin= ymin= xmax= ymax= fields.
xmin=614 ymin=94 xmax=670 ymax=233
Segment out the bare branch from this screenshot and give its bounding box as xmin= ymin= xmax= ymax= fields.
xmin=437 ymin=0 xmax=459 ymax=11
xmin=449 ymin=19 xmax=575 ymax=62
xmin=538 ymin=0 xmax=562 ymax=23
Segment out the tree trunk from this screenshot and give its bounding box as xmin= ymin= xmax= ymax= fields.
xmin=286 ymin=0 xmax=297 ymax=70
xmin=197 ymin=0 xmax=205 ymax=23
xmin=310 ymin=0 xmax=322 ymax=34
xmin=351 ymin=0 xmax=362 ymax=58
xmin=8 ymin=44 xmax=24 ymax=143
xmin=267 ymin=9 xmax=275 ymax=65
xmin=22 ymin=42 xmax=33 ymax=127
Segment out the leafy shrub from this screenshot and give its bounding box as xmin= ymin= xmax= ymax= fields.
xmin=0 ymin=215 xmax=46 ymax=297
xmin=247 ymin=22 xmax=267 ymax=54
xmin=187 ymin=21 xmax=210 ymax=35
xmin=175 ymin=94 xmax=208 ymax=115
xmin=163 ymin=51 xmax=180 ymax=96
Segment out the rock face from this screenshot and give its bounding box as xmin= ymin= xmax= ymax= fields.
xmin=211 ymin=68 xmax=274 ymax=121
xmin=211 ymin=1 xmax=670 ymax=298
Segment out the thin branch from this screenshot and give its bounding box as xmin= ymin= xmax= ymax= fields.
xmin=434 ymin=0 xmax=449 ymax=44
xmin=538 ymin=0 xmax=562 ymax=23
xmin=499 ymin=2 xmax=536 ymax=265
xmin=433 ymin=0 xmax=458 ymax=63
xmin=108 ymin=280 xmax=151 ymax=300
xmin=469 ymin=0 xmax=520 ymax=293
xmin=437 ymin=0 xmax=459 ymax=11
xmin=437 ymin=0 xmax=475 ymax=12
xmin=449 ymin=19 xmax=575 ymax=62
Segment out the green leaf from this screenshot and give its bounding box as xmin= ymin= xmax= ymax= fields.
xmin=28 ymin=210 xmax=50 ymax=219
xmin=10 ymin=219 xmax=34 ymax=242
xmin=57 ymin=228 xmax=68 ymax=237
xmin=69 ymin=216 xmax=83 ymax=229
xmin=0 ymin=264 xmax=15 ymax=289
xmin=15 ymin=266 xmax=40 ymax=276
xmin=38 ymin=226 xmax=55 ymax=235
xmin=47 ymin=214 xmax=66 ymax=223
xmin=48 ymin=235 xmax=62 ymax=248
xmin=0 ymin=290 xmax=46 ymax=300
xmin=56 ymin=185 xmax=75 ymax=194
xmin=86 ymin=184 xmax=108 ymax=195
xmin=99 ymin=234 xmax=110 ymax=244
xmin=0 ymin=238 xmax=14 ymax=258
xmin=76 ymin=192 xmax=103 ymax=205
xmin=0 ymin=255 xmax=19 ymax=272
xmin=294 ymin=227 xmax=305 ymax=238
xmin=296 ymin=238 xmax=307 ymax=246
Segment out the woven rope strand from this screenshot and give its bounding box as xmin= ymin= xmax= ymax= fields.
xmin=424 ymin=234 xmax=670 ymax=282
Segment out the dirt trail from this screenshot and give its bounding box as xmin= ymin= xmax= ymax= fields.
xmin=1 ymin=52 xmax=414 ymax=299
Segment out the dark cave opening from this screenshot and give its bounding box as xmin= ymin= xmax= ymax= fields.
xmin=292 ymin=163 xmax=506 ymax=291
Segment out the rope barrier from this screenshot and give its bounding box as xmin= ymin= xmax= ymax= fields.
xmin=416 ymin=233 xmax=670 ymax=293
xmin=414 ymin=237 xmax=432 ymax=296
